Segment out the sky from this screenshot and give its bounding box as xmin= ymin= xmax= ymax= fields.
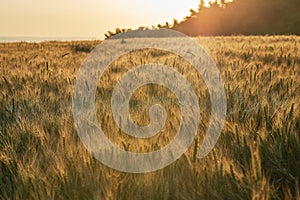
xmin=0 ymin=0 xmax=210 ymax=39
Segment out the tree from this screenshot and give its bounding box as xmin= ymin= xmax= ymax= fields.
xmin=172 ymin=0 xmax=300 ymax=36
xmin=104 ymin=0 xmax=300 ymax=38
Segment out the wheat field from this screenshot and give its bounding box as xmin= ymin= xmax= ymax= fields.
xmin=0 ymin=36 xmax=299 ymax=199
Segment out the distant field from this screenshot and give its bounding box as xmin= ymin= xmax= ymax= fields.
xmin=0 ymin=36 xmax=299 ymax=199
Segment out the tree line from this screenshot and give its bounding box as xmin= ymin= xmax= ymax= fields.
xmin=105 ymin=0 xmax=300 ymax=39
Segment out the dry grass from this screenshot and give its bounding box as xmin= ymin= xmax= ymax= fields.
xmin=0 ymin=36 xmax=299 ymax=199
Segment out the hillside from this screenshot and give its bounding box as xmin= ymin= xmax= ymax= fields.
xmin=173 ymin=0 xmax=300 ymax=36
xmin=105 ymin=0 xmax=300 ymax=38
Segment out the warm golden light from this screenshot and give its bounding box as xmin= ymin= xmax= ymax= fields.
xmin=0 ymin=0 xmax=200 ymax=39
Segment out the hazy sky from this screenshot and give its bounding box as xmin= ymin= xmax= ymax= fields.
xmin=0 ymin=0 xmax=207 ymax=39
